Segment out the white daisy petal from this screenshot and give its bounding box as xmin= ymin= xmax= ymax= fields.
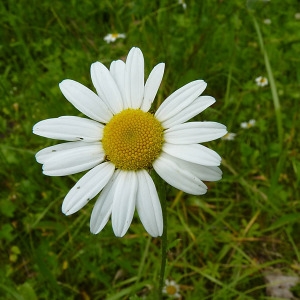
xmin=91 ymin=62 xmax=123 ymax=114
xmin=90 ymin=170 xmax=120 ymax=234
xmin=125 ymin=47 xmax=144 ymax=109
xmin=164 ymin=121 xmax=227 ymax=144
xmin=136 ymin=170 xmax=163 ymax=237
xmin=42 ymin=143 xmax=105 ymax=176
xmin=161 ymin=152 xmax=222 ymax=181
xmin=155 ymin=80 xmax=207 ymax=122
xmin=110 ymin=60 xmax=126 ymax=101
xmin=111 ymin=171 xmax=138 ymax=237
xmin=35 ymin=141 xmax=95 ymax=164
xmin=163 ymin=143 xmax=221 ymax=166
xmin=185 ymin=163 xmax=222 ymax=182
xmin=161 ymin=96 xmax=216 ymax=128
xmin=141 ymin=63 xmax=165 ymax=112
xmin=153 ymin=152 xmax=207 ymax=195
xmin=33 ymin=116 xmax=103 ymax=142
xmin=62 ymin=162 xmax=115 ymax=215
xmin=59 ymin=79 xmax=112 ymax=123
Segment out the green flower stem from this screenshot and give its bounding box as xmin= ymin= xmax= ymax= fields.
xmin=251 ymin=14 xmax=283 ymax=148
xmin=151 ymin=170 xmax=167 ymax=299
xmin=159 ymin=187 xmax=167 ymax=299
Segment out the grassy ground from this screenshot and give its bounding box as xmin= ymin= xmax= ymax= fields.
xmin=1 ymin=0 xmax=300 ymax=299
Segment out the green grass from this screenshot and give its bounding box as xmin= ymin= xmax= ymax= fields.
xmin=1 ymin=0 xmax=300 ymax=299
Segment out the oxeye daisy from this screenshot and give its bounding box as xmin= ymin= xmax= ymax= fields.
xmin=222 ymin=132 xmax=236 ymax=141
xmin=104 ymin=33 xmax=126 ymax=43
xmin=263 ymin=18 xmax=271 ymax=25
xmin=240 ymin=119 xmax=256 ymax=129
xmin=178 ymin=0 xmax=187 ymax=10
xmin=255 ymin=76 xmax=268 ymax=87
xmin=162 ymin=279 xmax=181 ymax=298
xmin=33 ymin=47 xmax=227 ymax=238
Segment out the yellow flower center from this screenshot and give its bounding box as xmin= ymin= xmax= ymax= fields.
xmin=166 ymin=285 xmax=177 ymax=295
xmin=102 ymin=109 xmax=164 ymax=170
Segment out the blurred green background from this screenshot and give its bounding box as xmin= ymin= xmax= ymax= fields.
xmin=1 ymin=0 xmax=300 ymax=299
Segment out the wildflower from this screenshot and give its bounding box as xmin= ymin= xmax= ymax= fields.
xmin=178 ymin=0 xmax=187 ymax=10
xmin=222 ymin=132 xmax=236 ymax=140
xmin=255 ymin=76 xmax=268 ymax=87
xmin=263 ymin=19 xmax=271 ymax=25
xmin=241 ymin=119 xmax=256 ymax=129
xmin=33 ymin=47 xmax=226 ymax=237
xmin=104 ymin=33 xmax=126 ymax=43
xmin=162 ymin=279 xmax=181 ymax=298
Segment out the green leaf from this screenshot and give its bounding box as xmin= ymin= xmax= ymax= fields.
xmin=17 ymin=282 xmax=38 ymax=300
xmin=264 ymin=213 xmax=300 ymax=232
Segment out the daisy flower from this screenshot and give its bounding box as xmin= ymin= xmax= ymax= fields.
xmin=162 ymin=279 xmax=181 ymax=298
xmin=104 ymin=33 xmax=126 ymax=43
xmin=222 ymin=132 xmax=236 ymax=141
xmin=33 ymin=47 xmax=227 ymax=237
xmin=178 ymin=0 xmax=187 ymax=10
xmin=240 ymin=119 xmax=256 ymax=129
xmin=263 ymin=19 xmax=271 ymax=25
xmin=255 ymin=76 xmax=268 ymax=87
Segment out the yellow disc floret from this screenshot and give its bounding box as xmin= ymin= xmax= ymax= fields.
xmin=102 ymin=109 xmax=164 ymax=170
xmin=166 ymin=285 xmax=177 ymax=296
